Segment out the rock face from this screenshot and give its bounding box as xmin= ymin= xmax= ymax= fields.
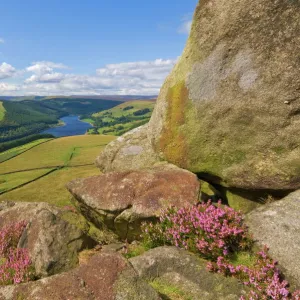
xmin=0 ymin=250 xmax=160 ymax=300
xmin=67 ymin=164 xmax=200 ymax=241
xmin=96 ymin=124 xmax=160 ymax=173
xmin=99 ymin=0 xmax=300 ymax=191
xmin=130 ymin=246 xmax=248 ymax=299
xmin=246 ymin=190 xmax=300 ymax=288
xmin=0 ymin=202 xmax=96 ymax=278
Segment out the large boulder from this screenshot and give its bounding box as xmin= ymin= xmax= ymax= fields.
xmin=0 ymin=202 xmax=96 ymax=278
xmin=67 ymin=164 xmax=200 ymax=241
xmin=246 ymin=190 xmax=300 ymax=288
xmin=96 ymin=124 xmax=160 ymax=173
xmin=0 ymin=250 xmax=160 ymax=300
xmin=99 ymin=0 xmax=300 ymax=191
xmin=130 ymin=246 xmax=248 ymax=299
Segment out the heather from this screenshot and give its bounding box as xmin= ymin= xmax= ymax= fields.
xmin=141 ymin=201 xmax=300 ymax=299
xmin=0 ymin=221 xmax=35 ymax=285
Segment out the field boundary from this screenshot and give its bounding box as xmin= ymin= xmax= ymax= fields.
xmin=0 ymin=168 xmax=58 ymax=195
xmin=0 ymin=163 xmax=94 ymax=176
xmin=0 ymin=138 xmax=54 ymax=164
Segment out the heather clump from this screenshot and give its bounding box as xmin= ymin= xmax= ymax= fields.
xmin=0 ymin=221 xmax=35 ymax=285
xmin=142 ymin=201 xmax=252 ymax=260
xmin=141 ymin=201 xmax=300 ymax=300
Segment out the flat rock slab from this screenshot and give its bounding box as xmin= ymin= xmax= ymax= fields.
xmin=0 ymin=201 xmax=96 ymax=278
xmin=130 ymin=246 xmax=248 ymax=299
xmin=246 ymin=190 xmax=300 ymax=288
xmin=0 ymin=250 xmax=160 ymax=300
xmin=67 ymin=164 xmax=200 ymax=241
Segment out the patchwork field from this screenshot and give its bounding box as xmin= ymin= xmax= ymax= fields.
xmin=0 ymin=135 xmax=115 ymax=207
xmin=89 ymin=100 xmax=155 ymax=136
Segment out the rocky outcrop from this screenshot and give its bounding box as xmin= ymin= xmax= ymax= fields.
xmin=246 ymin=190 xmax=300 ymax=288
xmin=96 ymin=124 xmax=160 ymax=173
xmin=0 ymin=250 xmax=160 ymax=300
xmin=130 ymin=246 xmax=249 ymax=299
xmin=0 ymin=202 xmax=96 ymax=278
xmin=99 ymin=0 xmax=300 ymax=194
xmin=67 ymin=164 xmax=200 ymax=241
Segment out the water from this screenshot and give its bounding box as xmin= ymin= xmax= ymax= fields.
xmin=42 ymin=115 xmax=93 ymax=137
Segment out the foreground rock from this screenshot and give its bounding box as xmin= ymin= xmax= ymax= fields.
xmin=99 ymin=0 xmax=300 ymax=192
xmin=0 ymin=250 xmax=159 ymax=300
xmin=67 ymin=164 xmax=200 ymax=241
xmin=0 ymin=202 xmax=96 ymax=278
xmin=96 ymin=124 xmax=160 ymax=173
xmin=246 ymin=190 xmax=300 ymax=288
xmin=130 ymin=246 xmax=248 ymax=299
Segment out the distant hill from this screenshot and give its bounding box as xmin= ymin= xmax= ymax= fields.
xmin=87 ymin=100 xmax=156 ymax=136
xmin=2 ymin=95 xmax=156 ymax=102
xmin=0 ymin=98 xmax=122 ymax=144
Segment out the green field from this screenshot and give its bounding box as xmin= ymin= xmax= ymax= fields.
xmin=0 ymin=168 xmax=55 ymax=194
xmin=0 ymin=101 xmax=5 ymax=121
xmin=90 ymin=100 xmax=155 ymax=136
xmin=0 ymin=135 xmax=115 ymax=207
xmin=0 ymin=138 xmax=53 ymax=163
xmin=0 ymin=135 xmax=115 ymax=174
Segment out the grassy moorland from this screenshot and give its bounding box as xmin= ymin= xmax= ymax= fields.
xmin=0 ymin=135 xmax=115 ymax=206
xmin=87 ymin=100 xmax=155 ymax=136
xmin=0 ymin=138 xmax=53 ymax=163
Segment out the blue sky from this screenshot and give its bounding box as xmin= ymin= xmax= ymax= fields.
xmin=0 ymin=0 xmax=198 ymax=96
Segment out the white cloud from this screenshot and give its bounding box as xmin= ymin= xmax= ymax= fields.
xmin=0 ymin=82 xmax=19 ymax=92
xmin=26 ymin=61 xmax=69 ymax=76
xmin=0 ymin=38 xmax=4 ymax=44
xmin=178 ymin=20 xmax=192 ymax=34
xmin=19 ymin=58 xmax=177 ymax=96
xmin=178 ymin=13 xmax=193 ymax=35
xmin=0 ymin=62 xmax=17 ymax=79
xmin=0 ymin=58 xmax=177 ymax=96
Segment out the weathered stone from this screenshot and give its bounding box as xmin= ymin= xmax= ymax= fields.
xmin=246 ymin=190 xmax=300 ymax=288
xmin=96 ymin=124 xmax=160 ymax=173
xmin=100 ymin=0 xmax=300 ymax=191
xmin=67 ymin=164 xmax=200 ymax=241
xmin=130 ymin=246 xmax=248 ymax=299
xmin=148 ymin=0 xmax=300 ymax=190
xmin=0 ymin=250 xmax=160 ymax=300
xmin=0 ymin=202 xmax=96 ymax=278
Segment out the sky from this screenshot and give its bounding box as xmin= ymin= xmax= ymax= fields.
xmin=0 ymin=0 xmax=198 ymax=96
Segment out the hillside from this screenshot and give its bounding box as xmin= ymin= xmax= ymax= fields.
xmin=0 ymin=98 xmax=122 ymax=144
xmin=88 ymin=100 xmax=155 ymax=136
xmin=0 ymin=135 xmax=115 ymax=206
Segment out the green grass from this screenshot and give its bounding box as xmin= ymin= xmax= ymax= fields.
xmin=92 ymin=100 xmax=155 ymax=118
xmin=0 ymin=101 xmax=6 ymax=121
xmin=0 ymin=135 xmax=116 ymax=207
xmin=68 ymin=145 xmax=107 ymax=166
xmin=123 ymin=243 xmax=147 ymax=259
xmin=90 ymin=100 xmax=155 ymax=136
xmin=0 ymin=168 xmax=55 ymax=194
xmin=150 ymin=279 xmax=193 ymax=300
xmin=228 ymin=251 xmax=256 ymax=268
xmin=0 ymin=135 xmax=115 ymax=174
xmin=0 ymin=138 xmax=53 ymax=163
xmin=0 ymin=165 xmax=101 ymax=207
xmin=81 ymin=118 xmax=95 ymax=125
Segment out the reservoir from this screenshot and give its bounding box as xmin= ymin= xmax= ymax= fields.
xmin=42 ymin=115 xmax=93 ymax=137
